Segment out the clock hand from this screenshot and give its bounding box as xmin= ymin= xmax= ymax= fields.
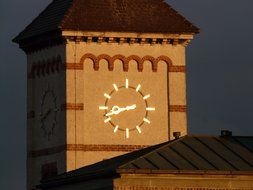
xmin=125 ymin=104 xmax=136 ymax=110
xmin=105 ymin=106 xmax=124 ymax=117
xmin=40 ymin=108 xmax=52 ymax=120
xmin=105 ymin=105 xmax=137 ymax=117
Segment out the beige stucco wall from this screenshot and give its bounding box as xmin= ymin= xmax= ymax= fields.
xmin=114 ymin=173 xmax=253 ymax=189
xmin=27 ymin=45 xmax=67 ymax=190
xmin=66 ymin=40 xmax=187 ymax=169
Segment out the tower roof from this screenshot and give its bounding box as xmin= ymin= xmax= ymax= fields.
xmin=13 ymin=0 xmax=199 ymax=43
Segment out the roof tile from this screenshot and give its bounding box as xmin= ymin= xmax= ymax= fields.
xmin=14 ymin=0 xmax=199 ymax=43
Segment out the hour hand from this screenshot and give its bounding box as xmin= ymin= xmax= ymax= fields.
xmin=40 ymin=108 xmax=51 ymax=120
xmin=105 ymin=106 xmax=123 ymax=117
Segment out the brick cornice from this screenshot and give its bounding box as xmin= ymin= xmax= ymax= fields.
xmin=63 ymin=33 xmax=193 ymax=47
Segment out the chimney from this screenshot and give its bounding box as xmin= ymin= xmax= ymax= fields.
xmin=221 ymin=130 xmax=232 ymax=137
xmin=173 ymin=132 xmax=181 ymax=139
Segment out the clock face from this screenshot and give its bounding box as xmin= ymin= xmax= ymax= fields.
xmin=99 ymin=79 xmax=155 ymax=139
xmin=40 ymin=85 xmax=59 ymax=140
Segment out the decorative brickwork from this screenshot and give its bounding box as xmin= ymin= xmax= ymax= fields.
xmin=29 ymin=144 xmax=149 ymax=158
xmin=66 ymin=144 xmax=149 ymax=152
xmin=64 ymin=62 xmax=83 ymax=70
xmin=66 ymin=53 xmax=186 ymax=73
xmin=61 ymin=103 xmax=84 ymax=110
xmin=28 ymin=56 xmax=62 ymax=79
xmin=29 ymin=54 xmax=186 ymax=77
xmin=170 ymin=105 xmax=187 ymax=112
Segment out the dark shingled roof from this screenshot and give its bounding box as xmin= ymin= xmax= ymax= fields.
xmin=40 ymin=135 xmax=253 ymax=188
xmin=13 ymin=0 xmax=199 ymax=43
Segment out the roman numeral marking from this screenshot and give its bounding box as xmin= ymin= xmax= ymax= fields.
xmin=104 ymin=117 xmax=111 ymax=123
xmin=104 ymin=93 xmax=111 ymax=99
xmin=136 ymin=84 xmax=141 ymax=92
xmin=143 ymin=94 xmax=151 ymax=100
xmin=146 ymin=107 xmax=155 ymax=111
xmin=143 ymin=118 xmax=151 ymax=124
xmin=113 ymin=84 xmax=118 ymax=91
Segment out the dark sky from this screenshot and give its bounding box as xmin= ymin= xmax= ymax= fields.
xmin=1 ymin=0 xmax=253 ymax=189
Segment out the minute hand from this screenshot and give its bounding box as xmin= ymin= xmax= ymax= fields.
xmin=125 ymin=104 xmax=136 ymax=110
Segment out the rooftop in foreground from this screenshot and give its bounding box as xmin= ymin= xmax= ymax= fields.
xmin=40 ymin=134 xmax=253 ymax=188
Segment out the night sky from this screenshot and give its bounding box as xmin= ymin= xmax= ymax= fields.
xmin=1 ymin=0 xmax=253 ymax=189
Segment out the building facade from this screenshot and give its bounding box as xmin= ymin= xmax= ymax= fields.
xmin=13 ymin=0 xmax=199 ymax=189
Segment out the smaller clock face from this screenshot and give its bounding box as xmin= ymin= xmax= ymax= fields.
xmin=99 ymin=79 xmax=155 ymax=139
xmin=40 ymin=86 xmax=59 ymax=140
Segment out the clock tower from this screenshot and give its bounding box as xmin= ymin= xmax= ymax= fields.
xmin=13 ymin=0 xmax=199 ymax=189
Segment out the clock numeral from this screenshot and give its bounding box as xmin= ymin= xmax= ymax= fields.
xmin=126 ymin=128 xmax=130 ymax=138
xmin=143 ymin=118 xmax=151 ymax=124
xmin=114 ymin=125 xmax=119 ymax=133
xmin=99 ymin=106 xmax=108 ymax=110
xmin=136 ymin=126 xmax=142 ymax=134
xmin=125 ymin=79 xmax=129 ymax=89
xmin=113 ymin=84 xmax=119 ymax=91
xmin=104 ymin=117 xmax=111 ymax=123
xmin=143 ymin=94 xmax=151 ymax=100
xmin=136 ymin=84 xmax=141 ymax=92
xmin=146 ymin=107 xmax=155 ymax=111
xmin=104 ymin=93 xmax=111 ymax=99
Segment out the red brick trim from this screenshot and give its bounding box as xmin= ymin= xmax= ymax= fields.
xmin=169 ymin=66 xmax=186 ymax=73
xmin=98 ymin=54 xmax=114 ymax=71
xmin=65 ymin=54 xmax=186 ymax=73
xmin=170 ymin=105 xmax=187 ymax=112
xmin=74 ymin=53 xmax=183 ymax=72
xmin=80 ymin=53 xmax=99 ymax=70
xmin=66 ymin=144 xmax=149 ymax=152
xmin=29 ymin=144 xmax=149 ymax=157
xmin=61 ymin=103 xmax=84 ymax=110
xmin=64 ymin=63 xmax=83 ymax=70
xmin=27 ymin=111 xmax=35 ymax=119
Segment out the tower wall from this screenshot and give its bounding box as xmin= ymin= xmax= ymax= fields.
xmin=27 ymin=45 xmax=67 ymax=189
xmin=65 ymin=36 xmax=187 ymax=170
